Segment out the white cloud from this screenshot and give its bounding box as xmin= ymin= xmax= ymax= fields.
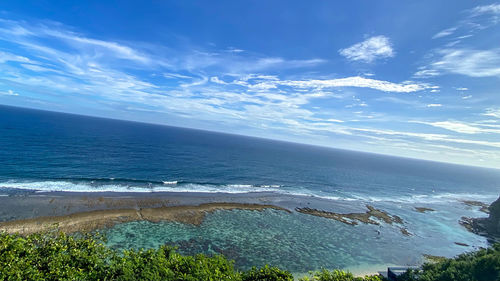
xmin=413 ymin=69 xmax=440 ymax=78
xmin=216 ymin=75 xmax=432 ymax=93
xmin=225 ymin=47 xmax=244 ymax=53
xmin=339 ymin=36 xmax=394 ymax=63
xmin=210 ymin=76 xmax=228 ymax=84
xmin=0 ymin=89 xmax=19 ymax=96
xmin=470 ymin=4 xmax=500 ymax=16
xmin=325 ymin=119 xmax=344 ymax=123
xmin=0 ymin=51 xmax=30 ymax=63
xmin=279 ymin=76 xmax=430 ymax=93
xmin=352 ymin=127 xmax=500 ymax=148
xmin=455 ymin=87 xmax=468 ymax=91
xmin=432 ymin=27 xmax=457 ymax=39
xmin=413 ymin=121 xmax=486 ymax=134
xmin=426 ymin=104 xmax=442 ymax=107
xmin=484 ymin=108 xmax=500 ymax=118
xmin=163 ymin=73 xmax=192 ymax=79
xmin=426 ymin=48 xmax=500 ymax=77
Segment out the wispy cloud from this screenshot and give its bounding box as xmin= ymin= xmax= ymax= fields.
xmin=0 ymin=51 xmax=30 ymax=63
xmin=352 ymin=127 xmax=500 ymax=148
xmin=417 ymin=48 xmax=500 ymax=78
xmin=413 ymin=69 xmax=440 ymax=78
xmin=484 ymin=108 xmax=500 ymax=118
xmin=412 ymin=120 xmax=500 ymax=134
xmin=470 ymin=3 xmax=500 ymax=17
xmin=0 ymin=89 xmax=19 ymax=96
xmin=432 ymin=27 xmax=457 ymax=39
xmin=339 ymin=36 xmax=394 ymax=63
xmin=426 ymin=104 xmax=442 ymax=107
xmin=214 ymin=75 xmax=434 ymax=93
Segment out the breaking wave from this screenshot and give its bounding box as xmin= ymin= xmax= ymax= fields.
xmin=0 ymin=179 xmax=496 ymax=204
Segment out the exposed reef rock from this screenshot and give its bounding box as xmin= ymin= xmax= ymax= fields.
xmin=296 ymin=205 xmax=411 ymax=236
xmin=415 ymin=207 xmax=435 ymax=213
xmin=423 ymin=254 xmax=447 ymax=263
xmin=462 ymin=200 xmax=490 ymax=214
xmin=460 ymin=196 xmax=500 ymax=243
xmin=0 ymin=203 xmax=289 ymax=235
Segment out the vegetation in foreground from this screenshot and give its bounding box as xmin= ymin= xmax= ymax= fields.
xmin=398 ymin=243 xmax=500 ymax=281
xmin=0 ymin=232 xmax=498 ymax=281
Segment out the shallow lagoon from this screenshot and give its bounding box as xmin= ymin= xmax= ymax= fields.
xmin=103 ymin=202 xmax=488 ymax=275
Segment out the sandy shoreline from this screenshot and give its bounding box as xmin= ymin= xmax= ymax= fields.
xmin=0 ymin=202 xmax=290 ymax=235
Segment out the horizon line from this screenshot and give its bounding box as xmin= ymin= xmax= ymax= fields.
xmin=1 ymin=103 xmax=499 ymax=172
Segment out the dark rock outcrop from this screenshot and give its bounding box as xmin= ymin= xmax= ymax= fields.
xmin=461 ymin=196 xmax=500 ymax=243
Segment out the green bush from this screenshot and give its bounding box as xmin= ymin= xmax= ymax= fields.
xmin=241 ymin=265 xmax=294 ymax=281
xmin=398 ymin=243 xmax=500 ymax=281
xmin=299 ymin=269 xmax=382 ymax=281
xmin=0 ymin=232 xmax=239 ymax=281
xmin=1 ymin=231 xmax=499 ymax=281
xmin=0 ymin=232 xmax=111 ymax=281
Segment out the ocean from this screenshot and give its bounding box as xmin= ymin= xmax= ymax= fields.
xmin=1 ymin=104 xmax=499 ymax=274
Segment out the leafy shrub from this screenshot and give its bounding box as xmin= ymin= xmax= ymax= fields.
xmin=1 ymin=231 xmax=499 ymax=281
xmin=398 ymin=243 xmax=500 ymax=281
xmin=241 ymin=265 xmax=294 ymax=281
xmin=299 ymin=269 xmax=382 ymax=281
xmin=0 ymin=232 xmax=239 ymax=281
xmin=0 ymin=232 xmax=110 ymax=280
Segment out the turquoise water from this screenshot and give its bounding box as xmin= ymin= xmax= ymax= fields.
xmin=103 ymin=206 xmax=488 ymax=274
xmin=1 ymin=106 xmax=498 ymax=274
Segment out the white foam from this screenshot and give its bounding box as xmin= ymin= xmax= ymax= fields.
xmin=0 ymin=180 xmax=280 ymax=194
xmin=0 ymin=180 xmax=495 ymax=205
xmin=351 ymin=192 xmax=498 ymax=204
xmin=0 ymin=180 xmax=155 ymax=193
xmin=226 ymin=184 xmax=253 ymax=188
xmin=162 ymin=181 xmax=178 ymax=185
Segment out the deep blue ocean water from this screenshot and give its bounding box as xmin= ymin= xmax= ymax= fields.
xmin=1 ymin=105 xmax=499 ymax=200
xmin=1 ymin=104 xmax=500 ymax=274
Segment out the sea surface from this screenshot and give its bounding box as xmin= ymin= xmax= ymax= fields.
xmin=1 ymin=105 xmax=500 ymax=274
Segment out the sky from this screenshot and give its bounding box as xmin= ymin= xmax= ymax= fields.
xmin=0 ymin=1 xmax=500 ymax=169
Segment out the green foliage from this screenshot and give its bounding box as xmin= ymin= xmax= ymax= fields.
xmin=398 ymin=243 xmax=500 ymax=281
xmin=1 ymin=231 xmax=499 ymax=281
xmin=0 ymin=232 xmax=111 ymax=281
xmin=299 ymin=269 xmax=382 ymax=281
xmin=108 ymin=246 xmax=239 ymax=281
xmin=241 ymin=265 xmax=294 ymax=281
xmin=0 ymin=232 xmax=239 ymax=281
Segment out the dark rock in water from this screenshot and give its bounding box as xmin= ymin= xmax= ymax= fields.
xmin=415 ymin=207 xmax=435 ymax=213
xmin=400 ymin=227 xmax=412 ymax=236
xmin=462 ymin=196 xmax=500 ymax=243
xmin=295 ymin=205 xmax=404 ymax=226
xmin=454 ymin=242 xmax=469 ymax=247
xmin=296 ymin=205 xmax=411 ymax=236
xmin=423 ymin=254 xmax=447 ymax=263
xmin=459 ymin=217 xmax=475 ymax=233
xmin=462 ymin=200 xmax=490 ymax=214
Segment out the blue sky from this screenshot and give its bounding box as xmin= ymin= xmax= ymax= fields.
xmin=1 ymin=1 xmax=500 ymax=168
